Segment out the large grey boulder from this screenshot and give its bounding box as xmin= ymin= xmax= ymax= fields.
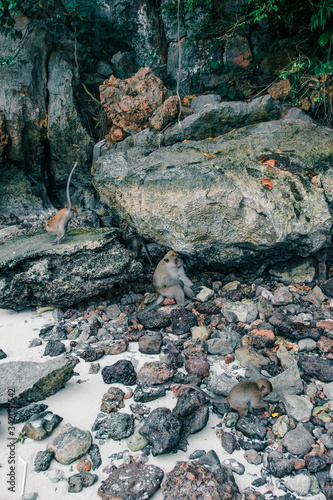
xmin=0 ymin=355 xmax=77 ymax=407
xmin=93 ymin=114 xmax=333 ymax=270
xmin=0 ymin=228 xmax=142 ymax=310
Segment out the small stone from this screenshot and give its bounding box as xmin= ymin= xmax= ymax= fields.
xmin=284 ymin=473 xmax=311 ymax=496
xmin=171 ymin=308 xmax=197 ymax=335
xmin=80 ymin=347 xmax=104 ymax=362
xmin=21 ymin=494 xmax=39 ymax=500
xmin=137 ymin=361 xmax=174 ymax=386
xmin=272 ymin=286 xmax=293 ymax=305
xmin=89 ymin=362 xmax=100 ymax=374
xmin=138 ymin=333 xmax=163 ymax=354
xmin=23 ymin=411 xmax=63 ymax=440
xmin=101 ymin=360 xmax=137 ymax=385
xmin=88 ymin=443 xmax=102 ymax=470
xmin=281 ymin=423 xmax=314 ymax=456
xmin=221 ymin=431 xmax=239 ymax=454
xmin=43 ymin=340 xmax=66 ymax=357
xmin=98 ymin=462 xmax=163 ymax=499
xmin=77 ymin=458 xmax=92 ymax=472
xmin=100 ymin=387 xmax=125 ymax=413
xmin=191 ymin=326 xmax=210 ymax=341
xmin=194 ymin=286 xmax=215 ymax=302
xmin=47 ymin=423 xmax=92 ymax=465
xmin=91 ymin=412 xmax=134 ymax=440
xmin=28 ymin=338 xmax=43 ymax=348
xmin=222 ymin=458 xmax=245 ymax=475
xmin=185 ymin=356 xmax=210 ymax=378
xmin=67 ymin=472 xmax=98 ymax=493
xmin=139 ymin=407 xmax=181 ymax=456
xmin=34 ymin=450 xmax=54 ymax=472
xmin=283 ymin=395 xmax=313 ymax=422
xmin=244 ymin=449 xmax=262 ymax=465
xmin=127 ymin=431 xmax=149 ymax=452
xmin=14 ymin=403 xmax=48 ymax=424
xmin=324 ymin=382 xmax=333 ymax=400
xmin=222 ymin=300 xmax=258 ymax=323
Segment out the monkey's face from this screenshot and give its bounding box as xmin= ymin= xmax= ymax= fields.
xmin=258 ymin=379 xmax=272 ymax=396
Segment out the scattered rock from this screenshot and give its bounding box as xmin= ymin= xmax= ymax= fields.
xmin=97 ymin=462 xmax=164 ymax=499
xmin=101 ymin=360 xmax=137 ymax=385
xmin=139 ymin=407 xmax=181 ymax=456
xmin=91 ymin=412 xmax=134 ymax=440
xmin=14 ymin=403 xmax=48 ymax=424
xmin=23 ymin=411 xmax=63 ymax=440
xmin=0 ymin=355 xmax=77 ymax=407
xmin=161 ymin=461 xmax=241 ymax=499
xmin=171 ymin=308 xmax=197 ymax=335
xmin=34 ymin=450 xmax=54 ymax=472
xmin=47 ymin=423 xmax=92 ymax=465
xmin=137 ymin=361 xmax=174 ymax=386
xmin=67 ymin=472 xmax=98 ymax=493
xmin=281 ymin=423 xmax=314 ymax=455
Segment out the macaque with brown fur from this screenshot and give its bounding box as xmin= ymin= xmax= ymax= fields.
xmin=133 ymin=250 xmax=195 ymax=317
xmin=45 ymin=162 xmax=78 ymax=245
xmin=182 ymin=378 xmax=272 ymax=417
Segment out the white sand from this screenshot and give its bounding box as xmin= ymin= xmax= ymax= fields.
xmin=0 ymin=307 xmax=323 ymax=500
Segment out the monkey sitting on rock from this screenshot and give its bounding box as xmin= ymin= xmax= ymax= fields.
xmin=182 ymin=378 xmax=272 ymax=417
xmin=132 ymin=250 xmax=196 ymax=317
xmin=45 ymin=162 xmax=78 ymax=245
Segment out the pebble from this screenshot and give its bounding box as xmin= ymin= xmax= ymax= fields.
xmin=139 ymin=407 xmax=181 ymax=456
xmin=101 ymin=359 xmax=137 ymax=385
xmin=34 ymin=450 xmax=54 ymax=472
xmin=283 ymin=394 xmax=313 ymax=422
xmin=284 ymin=473 xmax=311 ymax=496
xmin=91 ymin=412 xmax=134 ymax=440
xmin=43 ymin=340 xmax=66 ymax=357
xmin=67 ymin=472 xmax=98 ymax=492
xmin=28 ymin=338 xmax=43 ymax=348
xmin=23 ymin=411 xmax=62 ymax=440
xmin=281 ymin=423 xmax=314 ymax=455
xmin=98 ymin=462 xmax=163 ymax=499
xmin=47 ymin=423 xmax=92 ymax=465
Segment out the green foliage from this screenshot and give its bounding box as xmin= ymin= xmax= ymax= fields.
xmin=0 ymin=0 xmax=132 ymax=71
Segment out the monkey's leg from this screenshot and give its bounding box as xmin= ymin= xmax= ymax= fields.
xmin=141 ymin=240 xmax=154 ymax=266
xmin=161 ymin=285 xmax=185 ymax=305
xmin=230 ymin=401 xmax=248 ymax=417
xmin=184 ymin=285 xmax=195 ymax=298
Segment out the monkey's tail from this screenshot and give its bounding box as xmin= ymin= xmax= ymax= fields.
xmin=182 ymin=384 xmax=228 ymax=404
xmin=66 ymin=161 xmax=78 ymax=212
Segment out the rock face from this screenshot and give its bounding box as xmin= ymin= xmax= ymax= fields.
xmin=0 ymin=355 xmax=77 ymax=407
xmin=93 ymin=109 xmax=333 ymax=270
xmin=0 ymin=228 xmax=142 ymax=310
xmin=0 ymin=17 xmax=95 ymax=214
xmin=47 ymin=50 xmax=95 ymax=207
xmin=100 ymin=67 xmax=168 ymax=143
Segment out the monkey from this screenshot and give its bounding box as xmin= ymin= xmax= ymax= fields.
xmin=45 ymin=162 xmax=78 ymax=245
xmin=181 ymin=378 xmax=272 ymax=417
xmin=127 ymin=235 xmax=154 ymax=266
xmin=131 ymin=250 xmax=195 ymax=317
